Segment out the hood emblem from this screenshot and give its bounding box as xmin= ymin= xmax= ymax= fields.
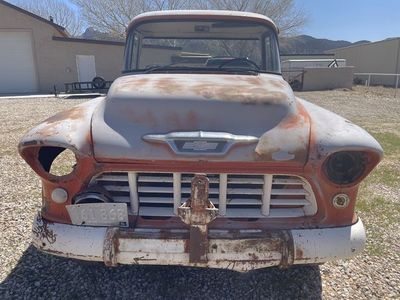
xmin=143 ymin=131 xmax=258 ymax=155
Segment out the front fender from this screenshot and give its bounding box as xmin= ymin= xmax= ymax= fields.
xmin=299 ymin=96 xmax=383 ymax=184
xmin=18 ymin=97 xmax=105 ymax=181
xmin=298 ymin=98 xmax=383 ymax=160
xmin=299 ymin=97 xmax=383 ymax=226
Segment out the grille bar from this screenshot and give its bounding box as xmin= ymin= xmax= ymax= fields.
xmin=92 ymin=172 xmax=317 ymax=219
xmin=262 ymin=175 xmax=272 ymax=216
xmin=173 ymin=173 xmax=181 ymax=215
xmin=128 ymin=172 xmax=139 ymax=214
xmin=219 ymin=174 xmax=227 ymax=216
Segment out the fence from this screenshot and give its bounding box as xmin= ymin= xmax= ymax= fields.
xmin=354 ymin=73 xmax=400 ymax=97
xmin=282 ymin=69 xmax=305 ymax=90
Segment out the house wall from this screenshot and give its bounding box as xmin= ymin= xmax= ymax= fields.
xmin=48 ymin=39 xmax=124 ymax=91
xmin=302 ymin=67 xmax=354 ymax=91
xmin=0 ymin=3 xmax=125 ymax=92
xmin=328 ymin=39 xmax=400 ymax=86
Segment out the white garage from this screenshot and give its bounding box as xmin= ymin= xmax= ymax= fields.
xmin=0 ymin=31 xmax=38 ymax=94
xmin=0 ymin=1 xmax=126 ymax=94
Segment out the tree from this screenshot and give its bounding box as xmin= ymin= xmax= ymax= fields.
xmin=73 ymin=0 xmax=306 ymax=38
xmin=73 ymin=0 xmax=193 ymax=39
xmin=12 ymin=0 xmax=83 ymax=36
xmin=197 ymin=0 xmax=307 ymax=35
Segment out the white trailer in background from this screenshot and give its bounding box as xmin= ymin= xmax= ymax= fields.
xmin=281 ymin=59 xmax=347 ymax=90
xmin=281 ymin=58 xmax=346 ymax=70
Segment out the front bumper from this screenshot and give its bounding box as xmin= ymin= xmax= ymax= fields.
xmin=32 ymin=214 xmax=365 ymax=271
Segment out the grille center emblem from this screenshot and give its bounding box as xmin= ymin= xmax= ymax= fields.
xmin=182 ymin=140 xmax=219 ymax=151
xmin=143 ymin=131 xmax=258 ymax=156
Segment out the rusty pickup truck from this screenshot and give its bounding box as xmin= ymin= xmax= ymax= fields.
xmin=19 ymin=10 xmax=383 ymax=271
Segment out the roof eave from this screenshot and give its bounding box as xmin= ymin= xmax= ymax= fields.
xmin=0 ymin=0 xmax=69 ymax=37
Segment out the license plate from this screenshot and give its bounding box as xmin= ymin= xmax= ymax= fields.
xmin=66 ymin=203 xmax=129 ymax=227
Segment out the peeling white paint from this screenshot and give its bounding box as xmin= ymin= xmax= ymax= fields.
xmin=272 ymin=151 xmax=295 ymax=161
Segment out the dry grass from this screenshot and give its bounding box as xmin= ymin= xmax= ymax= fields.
xmin=0 ymin=87 xmax=399 ymax=299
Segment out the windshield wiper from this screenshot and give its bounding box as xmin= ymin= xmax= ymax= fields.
xmin=123 ymin=65 xmax=275 ymax=75
xmin=143 ymin=64 xmax=197 ymax=73
xmin=216 ymin=67 xmax=260 ymax=74
xmin=122 ymin=63 xmax=186 ymax=74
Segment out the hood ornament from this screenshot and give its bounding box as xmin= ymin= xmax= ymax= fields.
xmin=143 ymin=131 xmax=258 ymax=155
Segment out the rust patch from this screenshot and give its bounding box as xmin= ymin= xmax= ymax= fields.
xmin=189 ymin=226 xmax=207 ymax=263
xmin=280 ymin=102 xmax=308 ymax=130
xmin=108 ymin=74 xmax=296 ymax=108
xmin=279 ymin=230 xmax=294 ymax=268
xmin=131 ymin=77 xmax=150 ymax=87
xmin=103 ymin=227 xmax=120 ymax=267
xmin=32 ymin=213 xmax=57 ymax=245
xmin=129 ymin=110 xmax=158 ymax=128
xmin=44 ymin=106 xmax=87 ymax=125
xmin=178 ymin=175 xmax=218 ymax=263
xmin=185 ymin=110 xmax=199 ymax=128
xmin=231 ymin=238 xmax=282 ymax=254
xmin=35 ymin=126 xmax=60 ymax=138
xmin=242 ymin=76 xmax=262 ymax=85
xmin=165 ymin=111 xmax=182 ymax=129
xmin=269 ymin=79 xmax=287 ymax=89
xmin=296 ymin=247 xmax=304 ymax=259
xmin=190 ymin=83 xmax=283 ymax=103
xmin=155 ymin=77 xmax=184 ymax=95
xmin=248 ymin=253 xmax=259 ymax=260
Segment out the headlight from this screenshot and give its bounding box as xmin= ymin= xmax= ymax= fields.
xmin=74 ymin=192 xmax=111 ymax=204
xmin=324 ymin=151 xmax=366 ymax=185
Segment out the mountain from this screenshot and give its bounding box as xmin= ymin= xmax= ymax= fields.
xmin=279 ymin=35 xmax=370 ymax=54
xmin=80 ymin=28 xmax=124 ymax=42
xmin=79 ymin=29 xmax=370 ymax=55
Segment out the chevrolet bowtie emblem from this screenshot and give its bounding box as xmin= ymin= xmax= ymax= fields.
xmin=142 ymin=131 xmax=258 ymax=155
xmin=182 ymin=140 xmax=219 ymax=151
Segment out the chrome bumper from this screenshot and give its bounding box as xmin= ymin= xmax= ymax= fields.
xmin=32 ymin=214 xmax=366 ymax=271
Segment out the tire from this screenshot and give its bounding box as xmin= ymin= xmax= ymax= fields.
xmin=92 ymin=76 xmax=106 ymax=89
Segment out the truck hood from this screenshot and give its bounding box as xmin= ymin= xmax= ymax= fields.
xmin=92 ymin=73 xmax=310 ymax=165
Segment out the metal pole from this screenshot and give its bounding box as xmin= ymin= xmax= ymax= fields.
xmin=395 ymin=74 xmax=399 ymax=98
xmin=368 ymin=74 xmax=371 ymax=87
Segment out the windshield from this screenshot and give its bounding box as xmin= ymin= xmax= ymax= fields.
xmin=124 ymin=19 xmax=281 ymax=74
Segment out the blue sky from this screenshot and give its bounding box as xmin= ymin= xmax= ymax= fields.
xmin=296 ymin=0 xmax=400 ymax=42
xmin=11 ymin=0 xmax=400 ymax=42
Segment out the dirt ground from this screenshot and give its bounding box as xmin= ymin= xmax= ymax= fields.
xmin=0 ymin=86 xmax=399 ymax=299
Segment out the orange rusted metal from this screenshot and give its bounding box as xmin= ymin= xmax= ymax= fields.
xmin=178 ymin=175 xmax=218 ymax=262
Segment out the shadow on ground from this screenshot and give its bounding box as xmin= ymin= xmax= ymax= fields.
xmin=0 ymin=246 xmax=322 ymax=299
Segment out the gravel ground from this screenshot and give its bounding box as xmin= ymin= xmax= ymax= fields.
xmin=0 ymin=87 xmax=399 ymax=299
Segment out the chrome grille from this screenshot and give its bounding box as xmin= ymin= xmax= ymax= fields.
xmin=93 ymin=172 xmax=317 ymax=218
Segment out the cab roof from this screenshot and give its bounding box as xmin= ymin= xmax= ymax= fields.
xmin=127 ymin=10 xmax=278 ymax=34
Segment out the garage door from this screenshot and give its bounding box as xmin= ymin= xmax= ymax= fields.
xmin=0 ymin=31 xmax=38 ymax=94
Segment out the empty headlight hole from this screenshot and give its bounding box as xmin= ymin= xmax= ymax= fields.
xmin=38 ymin=147 xmax=77 ymax=177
